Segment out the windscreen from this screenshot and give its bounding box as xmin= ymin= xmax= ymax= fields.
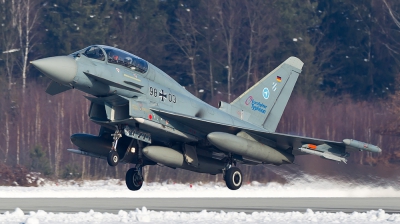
xmin=102 ymin=46 xmax=148 ymax=73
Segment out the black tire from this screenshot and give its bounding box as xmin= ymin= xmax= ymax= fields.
xmin=126 ymin=168 xmax=143 ymax=191
xmin=225 ymin=167 xmax=243 ymax=190
xmin=107 ymin=150 xmax=119 ymax=166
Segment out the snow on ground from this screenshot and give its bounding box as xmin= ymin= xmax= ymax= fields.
xmin=1 ymin=176 xmax=400 ymax=223
xmin=1 ymin=176 xmax=400 ymax=198
xmin=1 ymin=207 xmax=400 ymax=224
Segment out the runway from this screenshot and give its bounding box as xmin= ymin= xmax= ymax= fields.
xmin=0 ymin=198 xmax=399 ymax=214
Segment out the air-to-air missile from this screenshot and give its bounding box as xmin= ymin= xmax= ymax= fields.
xmin=343 ymin=139 xmax=382 ymax=153
xmin=298 ymin=146 xmax=348 ymax=163
xmin=207 ymin=132 xmax=294 ymax=165
xmin=297 ymin=139 xmax=381 ymax=164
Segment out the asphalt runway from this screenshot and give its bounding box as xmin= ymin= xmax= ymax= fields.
xmin=0 ymin=198 xmax=399 ymax=214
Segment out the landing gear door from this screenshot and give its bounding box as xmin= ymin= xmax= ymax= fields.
xmin=183 ymin=144 xmax=199 ymax=167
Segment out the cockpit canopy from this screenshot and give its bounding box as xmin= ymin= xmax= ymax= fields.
xmin=79 ymin=45 xmax=148 ymax=73
xmin=83 ymin=46 xmax=104 ymax=61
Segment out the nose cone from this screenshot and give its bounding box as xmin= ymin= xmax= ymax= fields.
xmin=31 ymin=56 xmax=77 ymax=84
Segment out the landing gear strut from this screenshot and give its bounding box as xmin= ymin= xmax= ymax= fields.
xmin=107 ymin=128 xmax=122 ymax=166
xmin=224 ymin=156 xmax=242 ymax=190
xmin=125 ymin=139 xmax=145 ymax=191
xmin=126 ymin=165 xmax=144 ymax=191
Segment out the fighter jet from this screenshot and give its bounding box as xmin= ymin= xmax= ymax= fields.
xmin=31 ymin=45 xmax=382 ymax=190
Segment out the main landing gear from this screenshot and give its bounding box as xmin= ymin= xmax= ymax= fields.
xmin=224 ymin=167 xmax=243 ymax=190
xmin=107 ymin=129 xmax=122 ymax=166
xmin=126 ymin=166 xmax=144 ymax=191
xmin=223 ymin=158 xmax=243 ymax=190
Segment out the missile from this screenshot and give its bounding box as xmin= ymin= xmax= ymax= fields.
xmin=207 ymin=132 xmax=294 ymax=165
xmin=298 ymin=147 xmax=347 ymax=163
xmin=142 ymin=146 xmax=224 ymax=174
xmin=343 ymin=139 xmax=382 ymax=153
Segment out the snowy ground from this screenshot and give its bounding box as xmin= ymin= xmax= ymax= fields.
xmin=1 ymin=176 xmax=400 ymax=198
xmin=2 ymin=207 xmax=400 ymax=224
xmin=1 ymin=176 xmax=400 ymax=223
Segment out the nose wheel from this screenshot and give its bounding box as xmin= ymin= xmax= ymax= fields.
xmin=126 ymin=166 xmax=144 ymax=191
xmin=107 ymin=150 xmax=119 ymax=166
xmin=107 ymin=128 xmax=122 ymax=166
xmin=224 ymin=166 xmax=243 ymax=190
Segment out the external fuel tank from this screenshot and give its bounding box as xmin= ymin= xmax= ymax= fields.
xmin=207 ymin=132 xmax=294 ymax=165
xmin=142 ymin=146 xmax=225 ymax=174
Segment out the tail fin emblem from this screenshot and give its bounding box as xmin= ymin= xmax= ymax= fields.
xmin=245 ymin=96 xmax=253 ymax=105
xmin=262 ymin=88 xmax=270 ymax=99
xmin=272 ymin=82 xmax=277 ymax=91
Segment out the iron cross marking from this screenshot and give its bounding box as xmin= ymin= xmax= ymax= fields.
xmin=159 ymin=89 xmax=167 ymax=101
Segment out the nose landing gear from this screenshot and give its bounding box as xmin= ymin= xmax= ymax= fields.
xmin=107 ymin=128 xmax=122 ymax=166
xmin=107 ymin=150 xmax=119 ymax=166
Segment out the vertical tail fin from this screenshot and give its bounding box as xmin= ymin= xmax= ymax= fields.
xmin=230 ymin=57 xmax=303 ymax=132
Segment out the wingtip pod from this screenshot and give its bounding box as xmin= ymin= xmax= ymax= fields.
xmin=285 ymin=57 xmax=304 ymax=70
xmin=343 ymin=139 xmax=382 ymax=153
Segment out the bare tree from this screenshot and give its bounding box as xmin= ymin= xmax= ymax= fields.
xmin=242 ymin=0 xmax=279 ymax=89
xmin=196 ymin=1 xmax=224 ymax=99
xmin=109 ymin=10 xmax=147 ymax=55
xmin=15 ymin=0 xmax=40 ymax=93
xmin=54 ymin=101 xmax=61 ymax=177
xmin=214 ymin=0 xmax=244 ymax=102
xmin=4 ymin=112 xmax=10 ymax=163
xmin=1 ymin=0 xmax=19 ymax=90
xmin=381 ymin=0 xmax=400 ymax=58
xmin=165 ymin=5 xmax=202 ymax=97
xmin=383 ymin=0 xmax=400 ymax=28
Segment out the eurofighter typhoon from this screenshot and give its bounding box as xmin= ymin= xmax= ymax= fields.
xmin=31 ymin=45 xmax=382 ymax=190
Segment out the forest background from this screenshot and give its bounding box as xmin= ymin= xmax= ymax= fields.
xmin=1 ymin=0 xmax=400 ymax=185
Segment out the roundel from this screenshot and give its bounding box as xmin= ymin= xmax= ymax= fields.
xmin=262 ymin=88 xmax=270 ymax=99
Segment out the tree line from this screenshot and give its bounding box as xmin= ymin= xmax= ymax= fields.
xmin=0 ymin=0 xmax=399 ymax=183
xmin=0 ymin=83 xmax=395 ymax=183
xmin=2 ymin=0 xmax=400 ymax=98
